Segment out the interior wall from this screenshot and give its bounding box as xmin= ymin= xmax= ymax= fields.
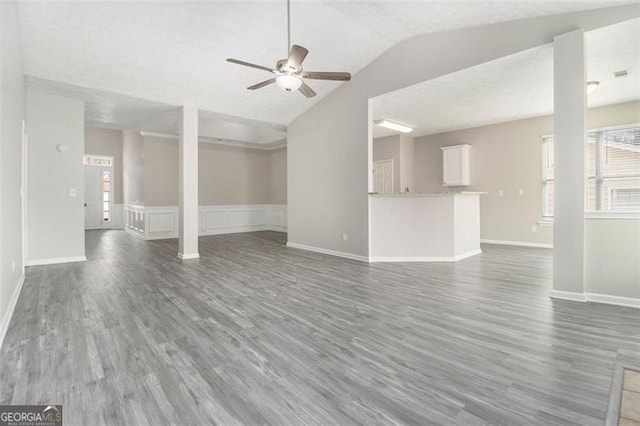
xmin=400 ymin=135 xmax=415 ymax=192
xmin=287 ymin=5 xmax=637 ymax=258
xmin=135 ymin=135 xmax=286 ymax=206
xmin=413 ymin=100 xmax=640 ymax=245
xmin=372 ymin=136 xmax=401 ymax=192
xmin=122 ymin=130 xmax=144 ymax=205
xmin=85 ymin=127 xmax=124 ymax=204
xmin=268 ymin=147 xmax=287 ymax=205
xmin=198 ymin=143 xmax=272 ymax=205
xmin=143 ymin=135 xmax=179 ymax=206
xmin=0 ymin=0 xmax=26 ymax=345
xmin=585 ymin=218 xmax=640 ymax=299
xmin=27 ymin=90 xmax=85 ymax=262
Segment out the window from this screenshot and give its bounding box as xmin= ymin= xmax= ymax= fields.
xmin=542 ymin=125 xmax=640 ymax=218
xmin=83 ymin=155 xmax=112 ymax=167
xmin=102 ymin=171 xmax=111 ymax=222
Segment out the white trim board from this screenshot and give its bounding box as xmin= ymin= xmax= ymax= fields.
xmin=481 ymin=239 xmax=552 ymax=249
xmin=0 ymin=273 xmax=25 ymax=351
xmin=369 ymin=249 xmax=481 ymax=263
xmin=550 ymin=290 xmax=587 ymax=302
xmin=178 ymin=253 xmax=200 ymax=260
xmin=286 ymin=242 xmax=369 ymax=263
xmin=26 ymin=256 xmax=87 ymax=266
xmin=550 ymin=290 xmax=639 ymax=308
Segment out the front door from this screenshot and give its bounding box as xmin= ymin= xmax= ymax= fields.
xmin=84 ymin=165 xmax=103 ymax=230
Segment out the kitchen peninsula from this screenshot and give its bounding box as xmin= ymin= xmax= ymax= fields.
xmin=369 ymin=192 xmax=484 ymax=262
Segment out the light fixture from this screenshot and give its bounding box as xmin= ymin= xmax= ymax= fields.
xmin=374 ymin=119 xmax=414 ymax=133
xmin=586 ymin=80 xmax=600 ymax=93
xmin=276 ymin=74 xmax=302 ymax=92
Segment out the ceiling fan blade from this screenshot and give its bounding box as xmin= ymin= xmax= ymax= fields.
xmin=302 ymin=71 xmax=351 ymax=81
xmin=298 ymin=81 xmax=317 ymax=98
xmin=247 ymin=78 xmax=277 ymax=90
xmin=226 ymin=58 xmax=275 ymax=73
xmin=287 ymin=45 xmax=309 ymax=70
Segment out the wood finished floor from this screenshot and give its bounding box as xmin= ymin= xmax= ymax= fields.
xmin=1 ymin=230 xmax=639 ymax=425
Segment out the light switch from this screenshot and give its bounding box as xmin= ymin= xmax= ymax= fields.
xmin=498 ymin=189 xmax=504 ymax=197
xmin=519 ymin=188 xmax=525 ymax=196
xmin=69 ymin=188 xmax=77 ymax=197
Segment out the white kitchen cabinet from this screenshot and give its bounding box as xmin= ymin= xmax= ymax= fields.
xmin=441 ymin=144 xmax=470 ymax=186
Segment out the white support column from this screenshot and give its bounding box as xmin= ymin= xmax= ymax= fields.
xmin=552 ymin=30 xmax=586 ymax=298
xmin=178 ymin=105 xmax=199 ymax=260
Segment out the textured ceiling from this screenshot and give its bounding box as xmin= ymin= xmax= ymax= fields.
xmin=17 ymin=0 xmax=626 ymax=135
xmin=26 ymin=76 xmax=287 ymax=145
xmin=372 ymin=17 xmax=640 ymax=139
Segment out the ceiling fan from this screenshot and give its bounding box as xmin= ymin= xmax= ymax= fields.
xmin=226 ymin=0 xmax=351 ymax=98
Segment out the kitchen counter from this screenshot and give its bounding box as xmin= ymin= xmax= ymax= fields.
xmin=369 ymin=192 xmax=483 ymax=262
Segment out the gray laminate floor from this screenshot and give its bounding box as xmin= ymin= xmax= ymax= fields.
xmin=1 ymin=230 xmax=638 ymax=425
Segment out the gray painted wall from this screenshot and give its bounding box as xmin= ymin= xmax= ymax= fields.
xmin=27 ymin=91 xmax=85 ymax=262
xmin=287 ymin=5 xmax=638 ymax=257
xmin=85 ymin=127 xmax=124 ymax=204
xmin=373 ymin=136 xmax=401 ymax=193
xmin=0 ymin=0 xmax=26 ymax=341
xmin=122 ymin=133 xmax=287 ymax=206
xmin=268 ymin=147 xmax=287 ymax=205
xmin=122 ymin=131 xmax=144 ymax=205
xmin=585 ymin=219 xmax=640 ymax=299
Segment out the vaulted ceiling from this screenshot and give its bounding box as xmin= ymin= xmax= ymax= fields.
xmin=16 ymin=1 xmax=628 ymax=143
xmin=372 ymin=17 xmax=640 ymax=138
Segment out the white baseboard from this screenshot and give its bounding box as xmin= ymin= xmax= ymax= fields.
xmin=550 ymin=290 xmax=587 ymax=302
xmin=124 ymin=227 xmax=145 ymax=240
xmin=454 ymin=249 xmax=482 ymax=261
xmin=178 ymin=252 xmax=200 ymax=260
xmin=585 ymin=293 xmax=640 ymax=309
xmin=550 ymin=290 xmax=639 ymax=308
xmin=0 ymin=272 xmax=25 ymax=351
xmin=481 ymin=239 xmax=553 ymax=249
xmin=26 ymin=256 xmax=87 ymax=266
xmin=370 ymin=249 xmax=481 ymax=263
xmin=286 ymin=242 xmax=369 ymax=263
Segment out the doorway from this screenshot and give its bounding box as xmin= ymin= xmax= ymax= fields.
xmin=84 ymin=154 xmax=113 ymax=230
xmin=373 ymin=159 xmax=394 ymax=193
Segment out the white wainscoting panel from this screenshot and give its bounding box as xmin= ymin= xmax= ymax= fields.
xmin=124 ymin=204 xmax=145 ymax=239
xmin=146 ymin=207 xmax=179 ymax=240
xmin=125 ymin=204 xmax=287 ymax=240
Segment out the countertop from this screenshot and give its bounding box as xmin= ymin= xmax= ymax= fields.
xmin=369 ymin=192 xmax=487 ymax=197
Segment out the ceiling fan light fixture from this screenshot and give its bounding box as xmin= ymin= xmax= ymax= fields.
xmin=276 ymin=74 xmax=302 ymax=92
xmin=374 ymin=119 xmax=414 ymax=133
xmin=586 ymin=80 xmax=600 ymax=93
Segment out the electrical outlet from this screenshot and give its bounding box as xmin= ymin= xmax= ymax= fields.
xmin=69 ymin=188 xmax=77 ymax=197
xmin=342 ymin=233 xmax=348 ymax=242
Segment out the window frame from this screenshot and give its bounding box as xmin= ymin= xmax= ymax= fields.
xmin=541 ymin=123 xmax=640 ymax=221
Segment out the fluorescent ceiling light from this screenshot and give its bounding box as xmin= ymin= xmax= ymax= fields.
xmin=374 ymin=119 xmax=413 ymax=133
xmin=276 ymin=74 xmax=302 ymax=92
xmin=586 ymin=80 xmax=600 ymax=93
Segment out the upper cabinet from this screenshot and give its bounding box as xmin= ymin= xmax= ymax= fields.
xmin=441 ymin=144 xmax=470 ymax=186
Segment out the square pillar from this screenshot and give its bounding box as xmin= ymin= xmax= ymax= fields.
xmin=552 ymin=30 xmax=586 ymax=298
xmin=178 ymin=105 xmax=199 ymax=260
